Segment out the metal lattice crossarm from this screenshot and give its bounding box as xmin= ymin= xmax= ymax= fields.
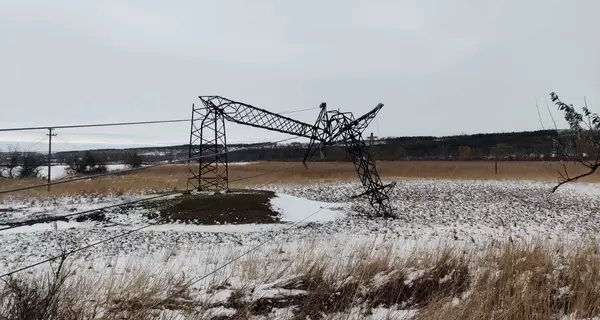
xmin=199 ymin=96 xmax=320 ymax=139
xmin=187 ymin=95 xmax=396 ymax=217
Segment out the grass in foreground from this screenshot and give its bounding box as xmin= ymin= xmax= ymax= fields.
xmin=2 ymin=238 xmax=600 ymax=319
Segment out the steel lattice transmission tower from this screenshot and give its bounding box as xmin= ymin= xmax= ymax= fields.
xmin=187 ymin=96 xmax=396 ymax=217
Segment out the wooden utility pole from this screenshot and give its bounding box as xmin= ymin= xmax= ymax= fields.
xmin=46 ymin=128 xmax=56 ymax=192
xmin=495 ymin=158 xmax=498 ymax=175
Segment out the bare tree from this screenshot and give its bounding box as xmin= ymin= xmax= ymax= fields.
xmin=19 ymin=152 xmax=43 ymax=179
xmin=5 ymin=145 xmax=21 ymax=179
xmin=124 ymin=150 xmax=144 ymax=168
xmin=0 ymin=145 xmax=43 ymax=179
xmin=66 ymin=151 xmax=107 ymax=174
xmin=549 ymin=92 xmax=600 ymax=192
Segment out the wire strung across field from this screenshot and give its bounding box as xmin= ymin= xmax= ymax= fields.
xmin=0 ymin=163 xmax=312 ymax=279
xmin=0 ymin=111 xmax=323 ymax=278
xmin=0 ymin=136 xmax=302 ymax=196
xmin=137 ymin=203 xmax=332 ymax=314
xmin=0 ymin=119 xmax=191 ymax=132
xmin=0 ymin=105 xmax=322 ymax=132
xmin=0 ymin=163 xmax=303 ymax=232
xmin=53 ymin=135 xmax=83 ymax=152
xmin=23 ymin=136 xmax=48 ymax=153
xmin=0 ymin=193 xmax=177 ymax=232
xmin=278 ymin=106 xmax=321 ymax=115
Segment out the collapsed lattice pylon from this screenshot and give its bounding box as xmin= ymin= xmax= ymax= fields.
xmin=187 ymin=96 xmax=395 ymax=217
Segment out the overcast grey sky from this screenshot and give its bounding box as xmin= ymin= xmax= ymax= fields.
xmin=1 ymin=0 xmax=599 ymax=150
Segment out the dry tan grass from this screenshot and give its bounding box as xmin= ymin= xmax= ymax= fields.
xmin=1 ymin=161 xmax=600 ymax=198
xmin=3 ymin=239 xmax=600 ymax=319
xmin=416 ymin=239 xmax=600 ymax=320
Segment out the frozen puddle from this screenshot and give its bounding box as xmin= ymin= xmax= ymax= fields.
xmin=270 ymin=193 xmax=347 ymax=223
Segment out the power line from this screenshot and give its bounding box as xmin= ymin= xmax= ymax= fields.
xmin=0 ymin=167 xmax=318 ymax=278
xmin=0 ymin=193 xmax=178 ymax=232
xmin=0 ymin=119 xmax=190 ymax=133
xmin=141 ymin=204 xmax=330 ymax=313
xmin=54 ymin=135 xmax=82 ymax=152
xmin=0 ymin=222 xmax=159 ymax=278
xmin=0 ymin=197 xmax=224 ymax=278
xmin=279 ymin=107 xmax=320 ymax=115
xmin=22 ymin=137 xmax=48 ymax=153
xmin=0 ymin=136 xmax=301 ymax=195
xmin=0 ymin=105 xmax=322 ymax=133
xmin=0 ymin=164 xmax=302 ymax=231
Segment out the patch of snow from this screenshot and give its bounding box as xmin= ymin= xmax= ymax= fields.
xmin=452 ymin=297 xmax=461 ymax=306
xmin=264 ymin=307 xmax=297 ymax=319
xmin=404 ymin=269 xmax=427 ymax=286
xmin=561 ymin=313 xmax=600 ymax=320
xmin=203 ymin=306 xmax=237 ymax=318
xmin=371 ymin=307 xmax=416 ymax=320
xmin=229 ymin=161 xmax=254 ymax=166
xmin=205 ymin=290 xmax=234 ymax=304
xmin=270 ymin=194 xmax=347 ymax=223
xmin=35 ymin=164 xmax=130 ymax=180
xmin=249 ymin=288 xmax=306 ymax=301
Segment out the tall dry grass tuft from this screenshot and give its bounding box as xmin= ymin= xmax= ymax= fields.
xmin=0 ymin=259 xmax=192 ymax=320
xmin=416 ymin=239 xmax=600 ymax=320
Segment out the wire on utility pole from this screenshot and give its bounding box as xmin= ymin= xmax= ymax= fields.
xmin=0 ymin=119 xmax=191 ymax=132
xmin=46 ymin=128 xmax=56 ymax=192
xmin=0 ymin=136 xmax=302 ymax=196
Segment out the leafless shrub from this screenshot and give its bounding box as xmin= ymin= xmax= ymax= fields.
xmin=66 ymin=151 xmax=107 ymax=175
xmin=0 ymin=145 xmax=41 ymax=179
xmin=124 ymin=150 xmax=144 ymax=169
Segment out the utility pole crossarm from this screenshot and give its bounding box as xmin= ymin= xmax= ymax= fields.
xmin=199 ymin=96 xmax=319 ymax=139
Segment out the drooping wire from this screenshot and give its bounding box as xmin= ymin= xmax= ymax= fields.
xmin=279 ymin=107 xmax=320 ymax=115
xmin=53 ymin=135 xmax=82 ymax=152
xmin=139 ymin=203 xmax=330 ymax=313
xmin=0 ymin=119 xmax=191 ymax=132
xmin=0 ymin=222 xmax=160 ymax=278
xmin=22 ymin=136 xmax=48 ymax=153
xmin=0 ymin=136 xmax=302 ymax=196
xmin=0 ymin=193 xmax=177 ymax=232
xmin=0 ymin=105 xmax=321 ymax=133
xmin=0 ymin=163 xmax=311 ymax=278
xmin=0 ymin=163 xmax=303 ymax=231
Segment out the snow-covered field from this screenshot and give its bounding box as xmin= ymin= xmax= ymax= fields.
xmin=1 ymin=179 xmax=599 ymax=319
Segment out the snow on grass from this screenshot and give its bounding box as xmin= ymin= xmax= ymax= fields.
xmin=2 ymin=179 xmax=600 ymax=317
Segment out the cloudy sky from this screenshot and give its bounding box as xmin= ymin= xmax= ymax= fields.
xmin=1 ymin=0 xmax=599 ymax=151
